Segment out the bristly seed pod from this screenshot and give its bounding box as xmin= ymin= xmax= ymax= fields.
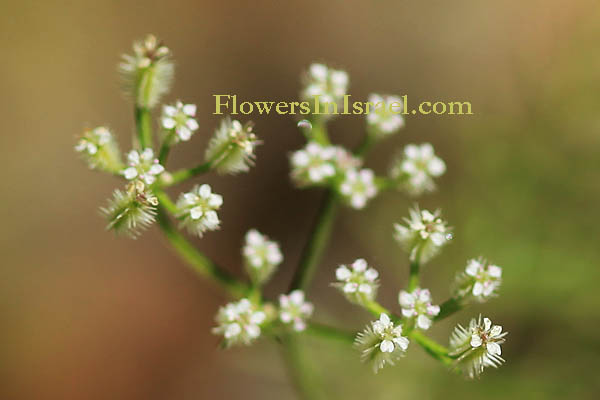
xmin=101 ymin=181 xmax=158 ymax=238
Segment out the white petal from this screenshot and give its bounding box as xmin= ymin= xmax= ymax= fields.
xmin=358 ymin=284 xmax=372 ymax=294
xmin=486 ymin=342 xmax=501 ymax=356
xmin=490 ymin=325 xmax=503 ymax=337
xmin=198 ymin=184 xmax=212 ymax=198
xmin=417 ymin=315 xmax=431 ymax=330
xmin=427 ymin=157 xmax=446 ymax=176
xmin=379 ymin=313 xmax=390 ymax=325
xmin=224 ymin=323 xmax=241 ymax=338
xmin=398 ymin=291 xmax=414 ymax=308
xmin=245 ymin=324 xmax=261 ymax=339
xmin=280 ymin=311 xmax=292 ymax=323
xmin=289 ymin=290 xmax=305 ymax=305
xmin=208 ymin=194 xmax=223 ymax=208
xmin=123 ymin=167 xmax=138 ymax=180
xmin=183 ymin=104 xmax=197 ymax=116
xmin=364 ymin=268 xmax=379 ymax=282
xmin=470 ymin=334 xmax=482 ymax=348
xmin=343 ymin=282 xmax=357 ymax=293
xmin=336 ymin=266 xmax=351 ymax=280
xmin=472 ymin=282 xmax=484 ymax=296
xmin=178 ymin=126 xmax=192 ymax=141
xmin=162 ymin=117 xmax=176 ymax=129
xmin=163 ymin=105 xmax=177 ymax=117
xmin=149 ymin=164 xmax=164 ymax=175
xmin=190 ymin=207 xmax=204 ymax=220
xmin=393 ymin=336 xmax=409 ymax=351
xmin=488 ymin=265 xmax=502 ymax=278
xmin=465 ymin=260 xmax=480 ymax=276
xmin=484 ymin=318 xmax=492 ymax=331
xmin=380 ymin=340 xmax=394 ymax=353
xmin=186 ymin=118 xmax=199 ymax=131
xmin=351 ymin=194 xmax=367 ymax=209
xmin=352 ymin=259 xmax=367 ymax=272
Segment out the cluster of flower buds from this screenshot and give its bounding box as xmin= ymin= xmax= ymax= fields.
xmin=122 ymin=148 xmax=165 ymax=185
xmin=242 ymin=229 xmax=283 ymax=286
xmin=213 ymin=298 xmax=268 ymax=347
xmin=394 ymin=207 xmax=452 ymax=264
xmin=453 ymin=258 xmax=502 ymax=303
xmin=366 ymin=93 xmax=405 ymax=138
xmin=161 ymin=101 xmax=199 ymax=142
xmin=101 ymin=180 xmax=158 ymax=238
xmin=355 ymin=313 xmax=410 ymax=373
xmin=75 ymin=127 xmax=123 ymax=173
xmin=175 ymin=184 xmax=223 ymax=237
xmin=279 ymin=290 xmax=314 ymax=332
xmin=301 ymin=63 xmax=349 ymax=115
xmin=399 ymin=288 xmax=440 ymax=330
xmin=333 ymin=259 xmax=379 ymax=305
xmin=390 ymin=143 xmax=446 ymax=196
xmin=205 ymin=117 xmax=260 ymax=175
xmin=118 ymin=34 xmax=174 ymax=109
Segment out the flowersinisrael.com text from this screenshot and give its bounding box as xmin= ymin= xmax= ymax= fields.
xmin=213 ymin=95 xmax=473 ymax=116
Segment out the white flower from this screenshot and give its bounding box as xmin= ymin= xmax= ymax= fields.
xmin=331 ymin=146 xmax=362 ymax=172
xmin=366 ymin=94 xmax=405 ymax=137
xmin=354 ymin=313 xmax=409 ymax=373
xmin=121 ymin=148 xmax=165 ymax=185
xmin=161 ymin=101 xmax=199 ymax=142
xmin=175 ymin=184 xmax=223 ymax=237
xmin=243 ymin=229 xmax=283 ymax=285
xmin=333 ymin=258 xmax=379 ymax=305
xmin=454 ymin=258 xmax=502 ymax=302
xmin=390 ymin=143 xmax=446 ymax=196
xmin=101 ymin=181 xmax=158 ymax=238
xmin=279 ymin=290 xmax=314 ymax=332
xmin=118 ymin=34 xmax=174 ymax=108
xmin=338 ymin=168 xmax=378 ymax=209
xmin=213 ymin=298 xmax=267 ymax=347
xmin=205 ymin=117 xmax=259 ymax=174
xmin=398 ymin=288 xmax=440 ymax=330
xmin=449 ymin=315 xmax=508 ymax=378
xmin=301 ymin=63 xmax=349 ymax=112
xmin=75 ymin=127 xmax=123 ymax=173
xmin=394 ymin=206 xmax=451 ymax=264
xmin=290 ymin=142 xmax=337 ymax=186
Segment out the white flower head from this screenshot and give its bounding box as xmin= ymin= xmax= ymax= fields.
xmin=205 ymin=117 xmax=260 ymax=174
xmin=243 ymin=229 xmax=283 ymax=285
xmin=279 ymin=290 xmax=314 ymax=332
xmin=366 ymin=93 xmax=405 ymax=137
xmin=301 ymin=63 xmax=349 ymax=117
xmin=212 ymin=298 xmax=267 ymax=347
xmin=121 ymin=148 xmax=165 ymax=185
xmin=331 ymin=146 xmax=362 ymax=172
xmin=290 ymin=141 xmax=337 ymax=186
xmin=449 ymin=315 xmax=508 ymax=378
xmin=398 ymin=288 xmax=440 ymax=330
xmin=354 ymin=313 xmax=409 ymax=373
xmin=75 ymin=127 xmax=123 ymax=173
xmin=175 ymin=184 xmax=223 ymax=237
xmin=161 ymin=101 xmax=199 ymax=142
xmin=338 ymin=168 xmax=378 ymax=209
xmin=454 ymin=258 xmax=502 ymax=303
xmin=100 ymin=180 xmax=158 ymax=238
xmin=333 ymin=258 xmax=379 ymax=305
xmin=394 ymin=206 xmax=452 ymax=264
xmin=118 ymin=34 xmax=174 ymax=108
xmin=390 ymin=143 xmax=446 ymax=196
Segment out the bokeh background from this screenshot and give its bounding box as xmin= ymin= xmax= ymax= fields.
xmin=2 ymin=0 xmax=600 ymax=399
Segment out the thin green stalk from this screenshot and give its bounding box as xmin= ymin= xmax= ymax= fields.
xmin=165 ymin=161 xmax=212 ymax=187
xmin=155 ymin=204 xmax=248 ymax=298
xmin=364 ymin=300 xmax=391 ymax=317
xmin=305 ymin=323 xmax=354 ymax=343
xmin=354 ymin=134 xmax=375 ymax=157
xmin=407 ymin=245 xmax=423 ymax=291
xmin=158 ymin=134 xmax=173 ymax=165
xmin=135 ymin=106 xmax=153 ymax=148
xmin=288 ymin=190 xmax=339 ymax=291
xmin=408 ymin=330 xmax=454 ymax=366
xmin=280 ymin=335 xmax=326 ymax=400
xmin=434 ymin=297 xmax=462 ymax=321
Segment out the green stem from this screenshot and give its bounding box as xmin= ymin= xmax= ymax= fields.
xmin=407 ymin=245 xmax=423 ymax=291
xmin=155 ymin=203 xmax=248 ymax=298
xmin=364 ymin=300 xmax=391 ymax=317
xmin=165 ymin=162 xmax=212 ymax=187
xmin=280 ymin=335 xmax=325 ymax=400
xmin=354 ymin=134 xmax=375 ymax=157
xmin=158 ymin=135 xmax=173 ymax=165
xmin=135 ymin=106 xmax=153 ymax=149
xmin=305 ymin=323 xmax=355 ymax=343
xmin=434 ymin=297 xmax=462 ymax=321
xmin=408 ymin=330 xmax=454 ymax=366
xmin=288 ymin=191 xmax=339 ymax=291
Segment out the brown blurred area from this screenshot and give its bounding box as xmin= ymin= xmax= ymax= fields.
xmin=1 ymin=0 xmax=600 ymax=399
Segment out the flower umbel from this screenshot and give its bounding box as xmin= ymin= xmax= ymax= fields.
xmin=301 ymin=63 xmax=349 ymax=113
xmin=338 ymin=168 xmax=378 ymax=209
xmin=399 ymin=288 xmax=440 ymax=330
xmin=449 ymin=315 xmax=508 ymax=378
xmin=454 ymin=258 xmax=502 ymax=303
xmin=101 ymin=181 xmax=158 ymax=238
xmin=366 ymin=94 xmax=405 ymax=138
xmin=279 ymin=290 xmax=314 ymax=332
xmin=333 ymin=258 xmax=379 ymax=305
xmin=213 ymin=298 xmax=267 ymax=347
xmin=390 ymin=143 xmax=446 ymax=196
xmin=175 ymin=184 xmax=223 ymax=237
xmin=205 ymin=117 xmax=259 ymax=174
xmin=243 ymin=229 xmax=283 ymax=285
xmin=122 ymin=149 xmax=165 ymax=185
xmin=118 ymin=34 xmax=174 ymax=108
xmin=290 ymin=142 xmax=337 ymax=186
xmin=161 ymin=101 xmax=199 ymax=142
xmin=75 ymin=127 xmax=123 ymax=173
xmin=394 ymin=206 xmax=451 ymax=264
xmin=355 ymin=313 xmax=409 ymax=373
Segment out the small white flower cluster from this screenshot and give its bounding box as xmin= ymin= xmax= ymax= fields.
xmin=122 ymin=148 xmax=165 ymax=185
xmin=213 ymin=299 xmax=267 ymax=347
xmin=161 ymin=101 xmax=199 ymax=142
xmin=279 ymin=290 xmax=314 ymax=332
xmin=449 ymin=315 xmax=507 ymax=378
xmin=454 ymin=258 xmax=502 ymax=302
xmin=301 ymin=63 xmax=349 ymax=108
xmin=390 ymin=143 xmax=446 ymax=196
xmin=290 ymin=142 xmax=337 ymax=186
xmin=243 ymin=229 xmax=283 ymax=285
xmin=101 ymin=181 xmax=158 ymax=238
xmin=339 ymin=168 xmax=378 ymax=209
xmin=205 ymin=117 xmax=259 ymax=175
xmin=394 ymin=207 xmax=451 ymax=264
xmin=355 ymin=313 xmax=409 ymax=373
xmin=75 ymin=127 xmax=123 ymax=173
xmin=118 ymin=34 xmax=174 ymax=108
xmin=366 ymin=94 xmax=405 ymax=137
xmin=175 ymin=184 xmax=223 ymax=237
xmin=333 ymin=259 xmax=379 ymax=305
xmin=399 ymin=288 xmax=440 ymax=330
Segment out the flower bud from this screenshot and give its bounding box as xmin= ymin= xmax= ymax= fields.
xmin=354 ymin=313 xmax=409 ymax=373
xmin=394 ymin=206 xmax=451 ymax=264
xmin=242 ymin=229 xmax=283 ymax=285
xmin=175 ymin=184 xmax=223 ymax=237
xmin=75 ymin=127 xmax=123 ymax=173
xmin=205 ymin=117 xmax=260 ymax=174
xmin=389 ymin=143 xmax=446 ymax=196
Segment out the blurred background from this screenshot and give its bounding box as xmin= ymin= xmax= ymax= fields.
xmin=1 ymin=0 xmax=600 ymax=399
